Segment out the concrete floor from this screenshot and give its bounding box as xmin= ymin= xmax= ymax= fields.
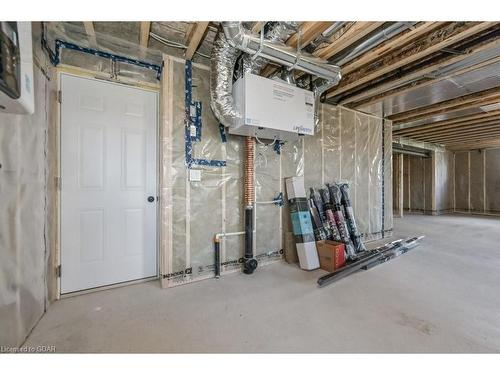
xmin=24 ymin=214 xmax=500 ymax=353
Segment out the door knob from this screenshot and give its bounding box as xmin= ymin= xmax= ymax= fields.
xmin=147 ymin=196 xmax=155 ymax=203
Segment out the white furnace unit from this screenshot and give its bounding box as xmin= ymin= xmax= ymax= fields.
xmin=231 ymin=73 xmax=315 ymax=141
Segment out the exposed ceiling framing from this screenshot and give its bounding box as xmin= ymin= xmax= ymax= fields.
xmin=83 ymin=21 xmax=97 ymax=48
xmin=184 ymin=22 xmax=209 ymax=60
xmin=64 ymin=21 xmax=500 ymax=152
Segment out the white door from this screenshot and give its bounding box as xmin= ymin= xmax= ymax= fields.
xmin=60 ymin=74 xmax=158 ymax=294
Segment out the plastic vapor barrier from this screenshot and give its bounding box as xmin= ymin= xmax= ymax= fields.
xmin=453 ymin=148 xmax=500 ymax=215
xmin=160 ymin=61 xmax=393 ymax=287
xmin=0 ymin=65 xmax=52 ymax=346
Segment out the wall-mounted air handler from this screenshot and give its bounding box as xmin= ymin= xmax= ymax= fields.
xmin=231 ymin=73 xmax=315 ymax=141
xmin=0 ymin=22 xmax=34 ymax=115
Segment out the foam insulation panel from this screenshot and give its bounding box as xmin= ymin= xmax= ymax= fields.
xmin=160 ymin=56 xmax=392 ymax=287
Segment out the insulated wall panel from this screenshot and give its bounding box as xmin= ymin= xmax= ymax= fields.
xmin=485 ymin=148 xmax=500 ymax=213
xmin=469 ymin=150 xmax=484 ymax=212
xmin=159 ymin=58 xmax=392 ymax=287
xmin=435 ymin=150 xmax=455 ymax=213
xmin=403 ymin=156 xmax=410 ymax=210
xmin=424 ymin=157 xmax=433 ymax=212
xmin=454 ymin=151 xmax=470 ymax=211
xmin=409 ymin=156 xmax=425 ymax=211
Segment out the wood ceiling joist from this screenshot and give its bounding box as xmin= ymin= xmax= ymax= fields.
xmin=341 ymin=22 xmax=443 ymax=75
xmin=436 ymin=132 xmax=500 ymax=144
xmin=413 ymin=125 xmax=500 ymax=142
xmin=140 ymin=22 xmax=151 ymax=47
xmin=139 ymin=21 xmax=151 ymax=58
xmin=388 ymin=87 xmax=500 ymax=124
xmin=251 ymin=22 xmax=265 ymax=33
xmin=341 ymin=36 xmax=500 ymax=108
xmin=418 ymin=134 xmax=500 ymax=147
xmin=184 ymin=21 xmax=209 ymax=60
xmin=260 ymin=21 xmax=334 ymax=77
xmin=314 ymin=22 xmax=385 ymax=60
xmin=395 ymin=117 xmax=500 ymax=139
xmin=83 ymin=21 xmax=97 ymax=48
xmin=409 ymin=121 xmax=500 ymax=138
xmin=394 ymin=110 xmax=500 ymax=136
xmin=326 ymin=22 xmax=498 ymax=100
xmin=446 ymin=139 xmax=500 ymax=150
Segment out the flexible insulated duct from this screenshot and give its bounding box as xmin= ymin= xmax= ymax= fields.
xmin=209 ymin=22 xmax=342 ymax=127
xmin=209 ymin=31 xmax=242 ymax=127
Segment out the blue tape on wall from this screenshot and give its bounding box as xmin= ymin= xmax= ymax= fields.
xmin=219 ymin=124 xmax=227 ymax=143
xmin=41 ymin=34 xmax=162 ymax=79
xmin=273 ymin=140 xmax=285 ymax=155
xmin=184 ymin=60 xmax=226 ymax=168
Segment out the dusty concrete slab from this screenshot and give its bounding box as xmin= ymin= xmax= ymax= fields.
xmin=23 ymin=214 xmax=500 ymax=353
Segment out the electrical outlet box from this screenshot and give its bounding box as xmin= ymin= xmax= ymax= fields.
xmin=189 ymin=169 xmax=202 ymax=182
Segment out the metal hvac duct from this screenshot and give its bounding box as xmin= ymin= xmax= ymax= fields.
xmin=331 ymin=22 xmax=417 ymax=66
xmin=209 ymin=21 xmax=342 ymax=127
xmin=222 ymin=21 xmax=341 ymax=80
xmin=242 ymin=22 xmax=299 ymax=75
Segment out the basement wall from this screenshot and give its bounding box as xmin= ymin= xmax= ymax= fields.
xmin=396 ymin=149 xmax=454 ymax=215
xmin=434 ymin=150 xmax=455 ymax=213
xmin=453 ymin=148 xmax=500 ymax=215
xmin=160 ymin=56 xmax=392 ymax=287
xmin=401 ymin=154 xmax=432 ymax=213
xmin=0 ymin=28 xmax=54 ymax=346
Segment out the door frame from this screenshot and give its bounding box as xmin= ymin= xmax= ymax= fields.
xmin=55 ymin=69 xmax=161 ymax=298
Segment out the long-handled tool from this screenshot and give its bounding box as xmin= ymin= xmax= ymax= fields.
xmin=317 ymin=236 xmax=424 ymax=287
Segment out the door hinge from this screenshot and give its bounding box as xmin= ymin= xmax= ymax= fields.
xmin=57 ymin=90 xmax=62 ymax=103
xmin=56 ymin=265 xmax=61 ymax=278
xmin=55 ymin=176 xmax=62 ymax=191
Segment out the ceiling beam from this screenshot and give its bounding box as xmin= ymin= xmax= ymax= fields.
xmin=414 ymin=125 xmax=500 ymax=142
xmin=341 ymin=22 xmax=443 ymax=75
xmin=327 ymin=22 xmax=497 ymax=100
xmin=409 ymin=121 xmax=500 ymax=138
xmin=395 ymin=118 xmax=500 ymax=138
xmin=394 ymin=110 xmax=500 ymax=136
xmin=83 ymin=21 xmax=97 ymax=48
xmin=260 ymin=21 xmax=334 ymax=77
xmin=314 ymin=22 xmax=385 ymax=60
xmin=139 ymin=21 xmax=151 ymax=58
xmin=287 ymin=21 xmax=334 ymax=50
xmin=184 ymin=21 xmax=209 ymax=60
xmin=447 ymin=139 xmax=500 ymax=150
xmin=388 ymin=88 xmax=500 ymax=124
xmin=339 ymin=36 xmax=500 ymax=108
xmin=140 ymin=22 xmax=151 ymax=48
xmin=436 ymin=132 xmax=500 ymax=144
xmin=251 ymin=22 xmax=265 ymax=33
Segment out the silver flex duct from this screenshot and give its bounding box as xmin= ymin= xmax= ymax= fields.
xmin=210 ymin=21 xmax=342 ymax=127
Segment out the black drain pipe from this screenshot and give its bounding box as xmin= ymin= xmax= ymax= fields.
xmin=243 ymin=137 xmax=258 ymax=274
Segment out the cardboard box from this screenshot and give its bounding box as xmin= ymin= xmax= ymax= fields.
xmin=316 ymin=240 xmax=346 ymax=272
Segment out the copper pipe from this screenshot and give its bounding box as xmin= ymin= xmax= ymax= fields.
xmin=244 ymin=136 xmax=255 ymax=207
